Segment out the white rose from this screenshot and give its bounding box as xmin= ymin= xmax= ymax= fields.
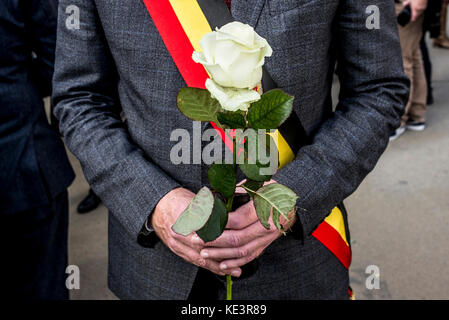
xmin=193 ymin=21 xmax=272 ymax=90
xmin=192 ymin=22 xmax=272 ymax=112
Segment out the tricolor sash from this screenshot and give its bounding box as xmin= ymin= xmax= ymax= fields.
xmin=142 ymin=0 xmax=351 ymax=270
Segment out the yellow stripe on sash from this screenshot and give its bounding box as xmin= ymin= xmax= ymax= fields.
xmin=169 ymin=0 xmax=212 ymax=51
xmin=324 ymin=207 xmax=349 ymax=246
xmin=268 ymin=130 xmax=296 ymax=169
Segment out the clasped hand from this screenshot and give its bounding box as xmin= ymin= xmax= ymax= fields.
xmin=151 ymin=184 xmax=296 ymax=277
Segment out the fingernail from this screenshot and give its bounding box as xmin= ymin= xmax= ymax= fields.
xmin=192 ymin=235 xmax=201 ymax=243
xmin=200 ymin=251 xmax=209 ymax=258
xmin=231 ymin=270 xmax=241 ymax=277
xmin=220 ymin=263 xmax=227 ymax=270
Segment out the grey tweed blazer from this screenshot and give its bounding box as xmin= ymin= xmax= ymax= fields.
xmin=53 ymin=0 xmax=409 ymax=299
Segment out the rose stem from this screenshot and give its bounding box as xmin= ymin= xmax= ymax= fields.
xmin=225 ymin=135 xmax=237 ymax=300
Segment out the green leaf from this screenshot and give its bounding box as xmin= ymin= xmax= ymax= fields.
xmin=237 ymin=131 xmax=278 ymax=182
xmin=196 ymin=196 xmax=228 ymax=242
xmin=208 ymin=164 xmax=236 ymax=199
xmin=253 ymin=183 xmax=298 ymax=230
xmin=217 ymin=111 xmax=246 ymax=129
xmin=172 ymin=187 xmax=215 ymax=236
xmin=272 ymin=208 xmax=283 ymax=232
xmin=242 ymin=179 xmax=264 ymax=198
xmin=239 ymin=163 xmax=271 ymax=182
xmin=247 ymin=89 xmax=293 ymax=129
xmin=177 ymin=87 xmax=220 ymax=122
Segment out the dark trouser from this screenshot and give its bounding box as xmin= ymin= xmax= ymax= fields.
xmin=420 ymin=35 xmax=433 ymax=100
xmin=0 ymin=191 xmax=69 ymax=300
xmin=187 ymin=268 xmax=224 ymax=301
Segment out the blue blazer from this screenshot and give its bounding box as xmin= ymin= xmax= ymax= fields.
xmin=0 ymin=0 xmax=74 ymax=215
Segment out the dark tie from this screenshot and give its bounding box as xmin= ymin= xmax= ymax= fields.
xmin=224 ymin=0 xmax=231 ymax=10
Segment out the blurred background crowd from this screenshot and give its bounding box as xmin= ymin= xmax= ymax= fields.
xmin=0 ymin=0 xmax=448 ymax=299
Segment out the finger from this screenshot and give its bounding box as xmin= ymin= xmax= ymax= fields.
xmin=235 ymin=186 xmax=246 ymax=193
xmin=170 ymin=238 xmax=241 ymax=276
xmin=201 ymin=246 xmax=246 ymax=261
xmin=170 ymin=229 xmax=204 ymax=250
xmin=235 ymin=179 xmax=247 ymax=193
xmin=202 ymin=259 xmax=242 ymax=277
xmin=236 ymin=179 xmax=247 ymax=186
xmin=205 ymin=221 xmax=270 ymax=248
xmin=263 ymin=179 xmax=277 ymax=186
xmin=202 ymin=257 xmax=241 ymax=276
xmin=226 ymin=201 xmax=258 ymax=230
xmin=217 ymin=236 xmax=275 ymax=270
xmin=200 ymin=235 xmax=262 ymax=261
xmin=219 ymin=254 xmax=256 ymax=271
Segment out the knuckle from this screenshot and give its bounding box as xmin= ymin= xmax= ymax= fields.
xmin=238 ymin=247 xmax=248 ymax=258
xmin=197 ymin=258 xmax=207 ymax=268
xmin=230 ymin=234 xmax=240 ymax=247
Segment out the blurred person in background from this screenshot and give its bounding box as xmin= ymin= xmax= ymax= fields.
xmin=420 ymin=0 xmax=442 ymax=105
xmin=434 ymin=0 xmax=449 ymax=47
xmin=0 ymin=0 xmax=74 ymax=299
xmin=391 ymin=0 xmax=429 ymax=141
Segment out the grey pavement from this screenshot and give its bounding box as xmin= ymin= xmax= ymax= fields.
xmin=65 ymin=41 xmax=449 ymax=300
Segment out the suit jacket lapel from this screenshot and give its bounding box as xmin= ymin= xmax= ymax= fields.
xmin=231 ymin=0 xmax=266 ymax=28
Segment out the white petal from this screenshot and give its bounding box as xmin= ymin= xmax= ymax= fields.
xmin=192 ymin=51 xmax=208 ymax=65
xmin=254 ymin=34 xmax=273 ymax=56
xmin=206 ymin=64 xmax=233 ymax=87
xmin=216 ymin=22 xmax=255 ymax=47
xmin=206 ymin=79 xmax=260 ymax=112
xmin=199 ymin=32 xmax=217 ymax=64
xmin=227 ymin=51 xmax=262 ymax=88
xmin=214 ymin=39 xmax=241 ymax=71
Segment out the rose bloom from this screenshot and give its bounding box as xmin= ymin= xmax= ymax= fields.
xmin=192 ymin=21 xmax=272 ymax=112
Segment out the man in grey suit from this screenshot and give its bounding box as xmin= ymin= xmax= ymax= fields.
xmin=53 ymin=0 xmax=409 ymax=299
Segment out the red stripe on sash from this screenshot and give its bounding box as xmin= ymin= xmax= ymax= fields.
xmin=142 ymin=0 xmax=209 ymax=89
xmin=143 ymin=0 xmax=234 ymax=150
xmin=312 ymin=221 xmax=352 ymax=269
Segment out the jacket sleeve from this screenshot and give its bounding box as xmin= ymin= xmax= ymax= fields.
xmin=274 ymin=0 xmax=410 ymax=236
xmin=52 ymin=0 xmax=180 ymax=237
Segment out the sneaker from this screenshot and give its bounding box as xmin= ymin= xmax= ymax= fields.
xmin=406 ymin=121 xmax=426 ymax=131
xmin=389 ymin=126 xmax=406 ymax=141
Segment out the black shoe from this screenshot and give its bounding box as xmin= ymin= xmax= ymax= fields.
xmin=77 ymin=189 xmax=101 ymax=214
xmin=406 ymin=121 xmax=426 ymax=131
